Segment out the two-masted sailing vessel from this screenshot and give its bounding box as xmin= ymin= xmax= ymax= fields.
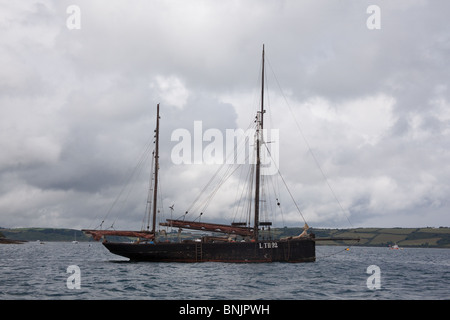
xmin=83 ymin=46 xmax=317 ymax=262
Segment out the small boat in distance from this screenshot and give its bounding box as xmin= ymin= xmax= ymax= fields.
xmin=72 ymin=230 xmax=78 ymax=244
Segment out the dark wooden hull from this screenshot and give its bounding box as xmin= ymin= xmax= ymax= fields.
xmin=103 ymin=239 xmax=315 ymax=263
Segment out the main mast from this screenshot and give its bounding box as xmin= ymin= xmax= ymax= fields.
xmin=254 ymin=45 xmax=265 ymax=240
xmin=152 ymin=103 xmax=160 ymax=234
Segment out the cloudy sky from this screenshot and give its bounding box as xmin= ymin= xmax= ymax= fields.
xmin=1 ymin=0 xmax=449 ymax=230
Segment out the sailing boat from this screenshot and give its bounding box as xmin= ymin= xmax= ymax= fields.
xmin=83 ymin=46 xmax=317 ymax=262
xmin=72 ymin=230 xmax=78 ymax=244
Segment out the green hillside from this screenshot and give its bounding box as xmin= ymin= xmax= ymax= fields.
xmin=0 ymin=228 xmax=90 ymax=242
xmin=307 ymin=227 xmax=450 ymax=248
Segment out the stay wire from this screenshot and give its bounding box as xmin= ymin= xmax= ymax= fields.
xmin=185 ymin=120 xmax=255 ymax=219
xmin=263 ymin=142 xmax=307 ymax=225
xmin=266 ymin=56 xmax=357 ymax=232
xmin=91 ymin=134 xmax=154 ymax=230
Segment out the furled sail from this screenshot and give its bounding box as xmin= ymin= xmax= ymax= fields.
xmin=160 ymin=219 xmax=255 ymax=237
xmin=82 ymin=229 xmax=154 ymax=241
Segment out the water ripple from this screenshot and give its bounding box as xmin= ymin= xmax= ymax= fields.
xmin=1 ymin=242 xmax=449 ymax=299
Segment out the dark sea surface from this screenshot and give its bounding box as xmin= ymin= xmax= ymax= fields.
xmin=1 ymin=242 xmax=449 ymax=300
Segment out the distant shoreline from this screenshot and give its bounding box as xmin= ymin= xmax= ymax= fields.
xmin=0 ymin=238 xmax=27 ymax=244
xmin=1 ymin=226 xmax=449 ymax=248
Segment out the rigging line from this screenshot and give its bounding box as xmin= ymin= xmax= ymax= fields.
xmin=143 ymin=150 xmax=155 ymax=231
xmin=260 ymin=171 xmax=269 ymax=222
xmin=185 ymin=125 xmax=247 ymax=215
xmin=245 ymin=164 xmax=255 ymax=225
xmin=188 ymin=158 xmax=235 ymax=216
xmin=110 ymin=141 xmax=154 ymax=228
xmin=267 ymin=169 xmax=285 ymax=227
xmin=315 ymin=239 xmax=361 ymax=259
xmin=266 ymin=56 xmax=355 ymax=229
xmin=141 ymin=151 xmax=165 ymax=232
xmin=190 ymin=119 xmax=258 ymax=220
xmin=96 ymin=134 xmax=154 ymax=229
xmin=185 ymin=161 xmax=226 ymax=215
xmin=185 ymin=119 xmax=255 ymax=216
xmin=263 ymin=142 xmax=307 ymax=225
xmin=269 ymin=158 xmax=285 ymax=227
xmin=231 ymin=156 xmax=253 ymax=223
xmin=235 ymin=161 xmax=255 ymax=224
xmin=247 ymin=149 xmax=256 ymax=226
xmin=146 ymin=172 xmax=165 ymax=230
xmin=198 ymin=161 xmax=244 ymax=215
xmin=231 ymin=162 xmax=247 ymax=221
xmin=215 ymin=134 xmax=251 ymax=221
xmin=263 ymin=62 xmax=275 ymax=134
xmin=157 ymin=172 xmax=165 ymax=221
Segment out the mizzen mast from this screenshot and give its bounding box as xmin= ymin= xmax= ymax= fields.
xmin=152 ymin=103 xmax=160 ymax=234
xmin=83 ymin=104 xmax=161 ymax=242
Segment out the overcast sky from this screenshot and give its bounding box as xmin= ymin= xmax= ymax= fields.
xmin=1 ymin=0 xmax=449 ymax=230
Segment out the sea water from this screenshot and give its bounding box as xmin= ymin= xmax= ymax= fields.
xmin=1 ymin=242 xmax=448 ymax=300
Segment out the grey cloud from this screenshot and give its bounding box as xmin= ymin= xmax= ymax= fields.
xmin=1 ymin=0 xmax=449 ymax=229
